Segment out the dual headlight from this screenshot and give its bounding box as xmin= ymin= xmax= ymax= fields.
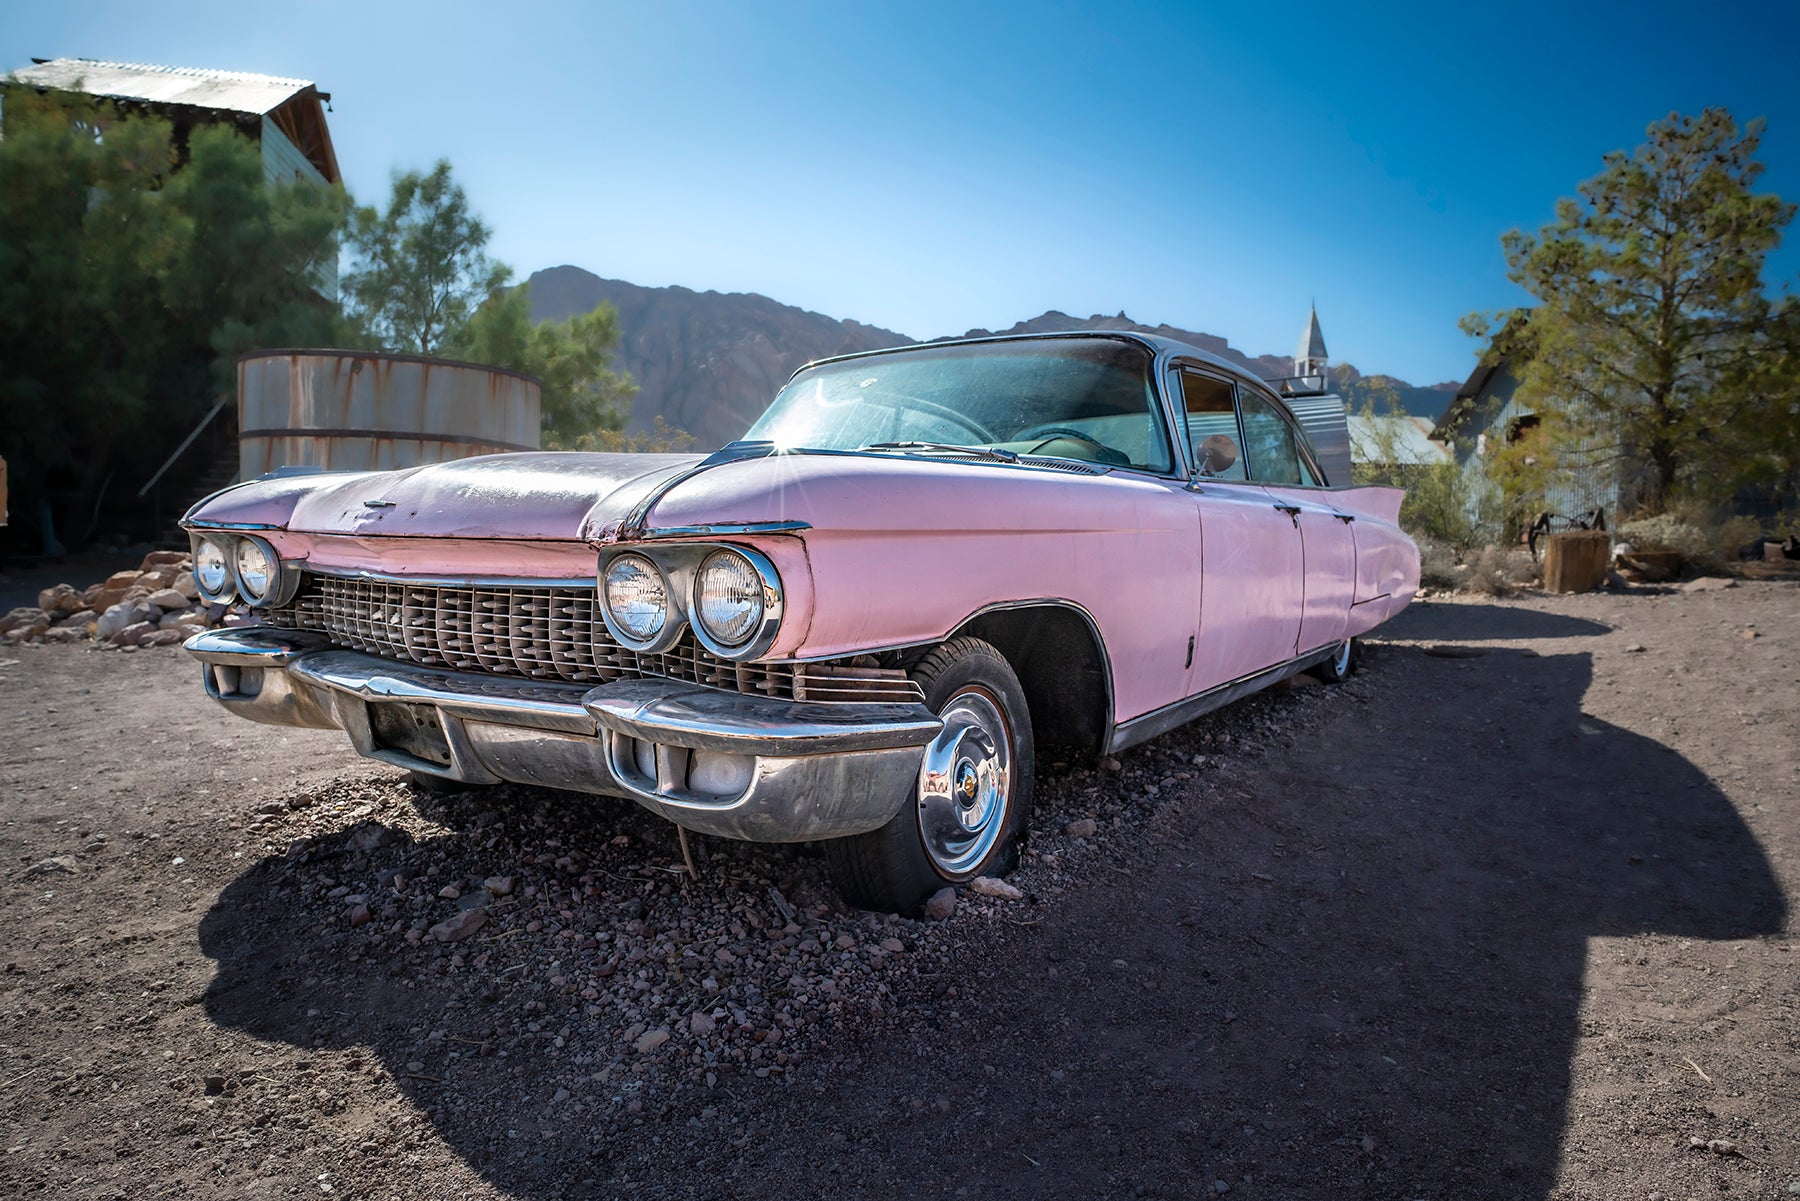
xmin=600 ymin=546 xmax=782 ymax=660
xmin=190 ymin=533 xmax=296 ymax=607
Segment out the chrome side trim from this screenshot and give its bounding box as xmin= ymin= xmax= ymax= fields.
xmin=1106 ymin=643 xmax=1340 ymax=754
xmin=637 ymin=520 xmax=811 ymax=541
xmin=585 ymin=678 xmax=940 ymax=756
xmin=182 ymin=518 xmax=283 ymax=531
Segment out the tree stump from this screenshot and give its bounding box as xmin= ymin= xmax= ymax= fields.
xmin=1544 ymin=530 xmax=1611 ymax=593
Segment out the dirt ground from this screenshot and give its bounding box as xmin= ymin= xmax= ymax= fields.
xmin=1 ymin=580 xmax=1796 ymax=1201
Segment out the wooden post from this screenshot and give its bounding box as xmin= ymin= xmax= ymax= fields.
xmin=1544 ymin=530 xmax=1611 ymax=593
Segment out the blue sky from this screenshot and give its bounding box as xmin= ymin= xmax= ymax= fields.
xmin=5 ymin=0 xmax=1798 ymax=386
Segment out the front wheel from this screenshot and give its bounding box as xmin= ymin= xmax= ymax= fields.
xmin=1307 ymin=636 xmax=1359 ymax=684
xmin=825 ymin=637 xmax=1034 ymax=915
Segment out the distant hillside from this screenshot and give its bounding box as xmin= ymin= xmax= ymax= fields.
xmin=527 ymin=265 xmax=1458 ymax=447
xmin=527 ymin=266 xmax=908 ymax=448
xmin=1332 ymin=365 xmax=1462 ymax=423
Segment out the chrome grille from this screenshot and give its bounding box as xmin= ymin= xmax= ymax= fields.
xmin=266 ymin=573 xmax=922 ymax=704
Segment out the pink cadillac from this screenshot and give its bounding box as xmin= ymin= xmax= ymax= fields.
xmin=183 ymin=333 xmax=1418 ymax=913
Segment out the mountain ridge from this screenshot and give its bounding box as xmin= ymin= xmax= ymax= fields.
xmin=526 ymin=265 xmax=1457 ymax=448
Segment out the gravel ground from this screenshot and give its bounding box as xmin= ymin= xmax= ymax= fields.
xmin=1 ymin=579 xmax=1796 ymax=1199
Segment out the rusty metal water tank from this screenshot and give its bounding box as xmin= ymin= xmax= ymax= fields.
xmin=237 ymin=350 xmax=542 ymax=478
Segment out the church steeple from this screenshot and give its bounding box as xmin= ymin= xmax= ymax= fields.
xmin=1294 ymin=304 xmax=1328 ymax=389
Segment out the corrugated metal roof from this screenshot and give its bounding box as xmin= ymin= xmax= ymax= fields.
xmin=1348 ymin=414 xmax=1450 ymax=465
xmin=7 ymin=58 xmax=315 ymax=116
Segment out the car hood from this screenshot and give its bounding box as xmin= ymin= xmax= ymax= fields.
xmin=188 ymin=452 xmax=704 ymax=541
xmin=188 ymin=448 xmax=1176 ymax=543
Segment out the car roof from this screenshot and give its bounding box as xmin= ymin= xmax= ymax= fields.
xmin=795 ymin=330 xmax=1278 ymax=396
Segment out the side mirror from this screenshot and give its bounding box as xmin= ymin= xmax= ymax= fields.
xmin=1195 ymin=434 xmax=1239 ymax=478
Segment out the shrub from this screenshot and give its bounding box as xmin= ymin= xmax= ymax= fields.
xmin=1462 ymin=545 xmax=1541 ymax=596
xmin=1417 ymin=536 xmax=1463 ymax=590
xmin=1616 ymin=510 xmax=1756 ymax=572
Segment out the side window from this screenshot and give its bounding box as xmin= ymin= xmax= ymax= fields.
xmin=1238 ymin=391 xmax=1303 ymax=485
xmin=1177 ymin=371 xmax=1246 ymax=481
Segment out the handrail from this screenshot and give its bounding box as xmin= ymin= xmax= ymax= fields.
xmin=139 ymin=396 xmax=229 ymax=498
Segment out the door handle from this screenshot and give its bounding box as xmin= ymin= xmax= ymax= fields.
xmin=1334 ymin=512 xmax=1356 ymax=523
xmin=1272 ymin=503 xmax=1301 ymax=527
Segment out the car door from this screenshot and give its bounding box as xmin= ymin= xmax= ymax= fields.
xmin=1173 ymin=368 xmax=1305 ymax=694
xmin=1238 ymin=389 xmax=1357 ymax=655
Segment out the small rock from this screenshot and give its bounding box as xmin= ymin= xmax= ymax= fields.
xmin=348 ymin=825 xmax=397 ymax=853
xmin=552 ymin=1087 xmax=570 ymax=1103
xmin=880 ymin=938 xmax=906 ymax=954
xmin=923 ymin=887 xmax=957 ymax=921
xmin=483 ymin=876 xmax=514 ymax=896
xmin=438 ymin=885 xmax=461 ymax=899
xmin=346 ymin=904 xmax=371 ymax=927
xmin=0 ymin=606 xmax=49 ymax=637
xmin=1064 ymin=818 xmax=1098 ymax=839
xmin=1682 ymin=576 xmax=1736 ymax=592
xmin=203 ymin=1075 xmax=227 ymax=1096
xmin=635 ymin=1027 xmax=670 ymax=1054
xmin=968 ymin=876 xmax=1023 ymax=901
xmin=427 ymin=909 xmax=488 ymax=942
xmin=690 ymin=1012 xmax=716 ymax=1037
xmin=1100 ymin=757 xmax=1124 ymax=773
xmin=112 ymin=620 xmax=158 ymax=647
xmin=37 ymin=584 xmax=83 ymax=615
xmin=24 ymin=857 xmax=78 ymax=878
xmin=145 ymin=588 xmax=189 ymax=611
xmin=1625 ymin=644 xmax=1647 ymax=653
xmin=833 ymin=932 xmax=857 ymax=950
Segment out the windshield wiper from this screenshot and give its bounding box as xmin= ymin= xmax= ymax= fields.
xmin=859 ymin=441 xmax=1020 ymax=464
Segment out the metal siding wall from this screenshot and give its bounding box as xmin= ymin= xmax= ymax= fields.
xmin=1283 ymin=393 xmax=1352 ymax=486
xmin=239 ymin=353 xmax=543 ymax=478
xmin=259 ymin=119 xmax=337 ymax=298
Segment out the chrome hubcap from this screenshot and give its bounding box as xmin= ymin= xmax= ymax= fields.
xmin=916 ymin=687 xmax=1011 ymax=877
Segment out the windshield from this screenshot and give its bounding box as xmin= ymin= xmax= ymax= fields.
xmin=744 ymin=338 xmax=1173 ymax=472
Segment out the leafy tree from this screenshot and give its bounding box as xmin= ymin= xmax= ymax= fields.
xmin=0 ymin=84 xmax=350 ymax=548
xmin=448 ymin=284 xmax=638 ymax=447
xmin=347 ymin=162 xmax=647 ymax=448
xmin=1466 ymin=108 xmax=1797 ymax=511
xmin=341 ymin=161 xmax=507 ymax=354
xmin=1348 ymin=382 xmax=1481 ymax=548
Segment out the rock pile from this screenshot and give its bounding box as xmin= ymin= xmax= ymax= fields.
xmin=0 ymin=550 xmax=210 ymax=648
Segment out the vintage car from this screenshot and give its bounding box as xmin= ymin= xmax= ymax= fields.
xmin=183 ymin=332 xmax=1418 ymax=913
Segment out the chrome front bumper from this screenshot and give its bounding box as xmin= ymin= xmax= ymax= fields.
xmin=186 ymin=628 xmax=940 ymax=842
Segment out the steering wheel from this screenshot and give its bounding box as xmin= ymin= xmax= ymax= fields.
xmin=872 ymin=394 xmax=997 ymax=444
xmin=1020 ymin=426 xmax=1130 ymax=466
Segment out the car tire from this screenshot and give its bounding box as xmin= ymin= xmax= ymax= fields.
xmin=824 ymin=636 xmax=1035 ymax=915
xmin=1308 ymin=636 xmax=1359 ymax=684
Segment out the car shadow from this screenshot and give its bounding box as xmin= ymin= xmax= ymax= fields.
xmin=196 ymin=643 xmax=1784 ymax=1199
xmin=1382 ymin=600 xmax=1615 ymax=641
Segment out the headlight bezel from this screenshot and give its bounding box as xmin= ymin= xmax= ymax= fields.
xmin=596 ymin=542 xmax=785 ymax=661
xmin=189 ymin=532 xmax=298 ymax=608
xmin=599 ymin=551 xmax=682 ymax=653
xmin=233 ymin=536 xmax=277 ymax=604
xmin=690 ymin=546 xmax=783 ymax=661
xmin=193 ymin=536 xmax=237 ymax=604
